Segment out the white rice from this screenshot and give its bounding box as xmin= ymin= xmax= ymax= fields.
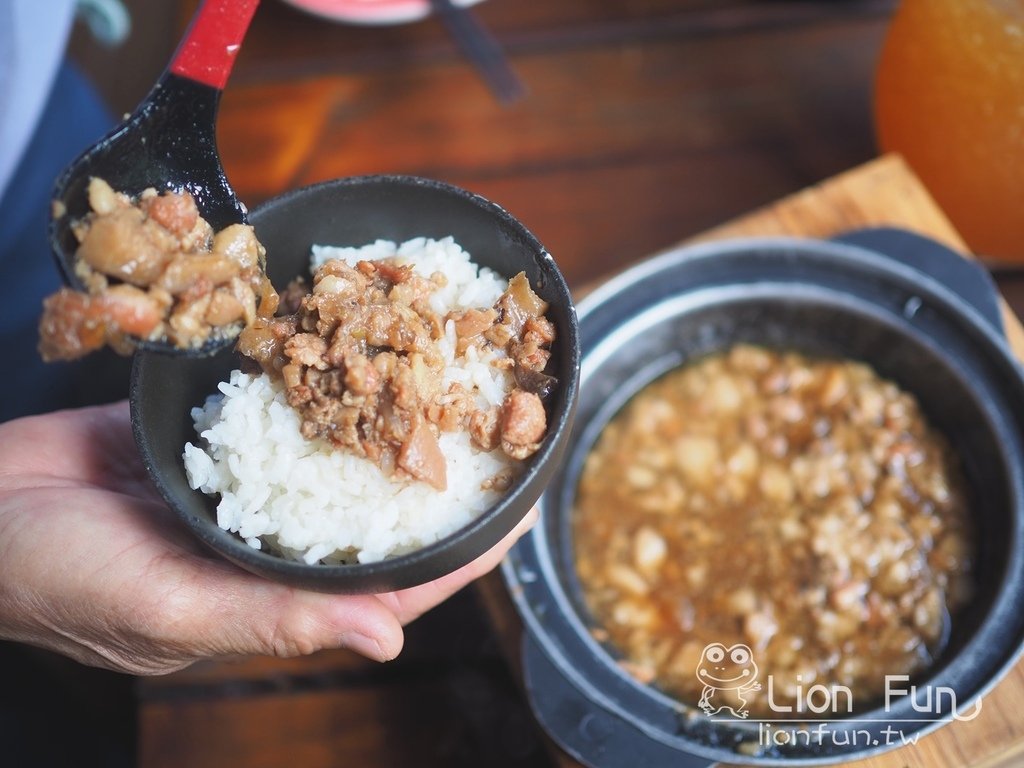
xmin=183 ymin=237 xmax=516 ymax=564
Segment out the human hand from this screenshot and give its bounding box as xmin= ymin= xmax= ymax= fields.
xmin=0 ymin=402 xmax=537 ymax=675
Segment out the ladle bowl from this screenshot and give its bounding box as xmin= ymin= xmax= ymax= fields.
xmin=49 ymin=0 xmax=261 ymax=358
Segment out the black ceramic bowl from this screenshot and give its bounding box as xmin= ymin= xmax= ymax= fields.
xmin=504 ymin=231 xmax=1024 ymax=766
xmin=130 ymin=175 xmax=580 ymax=593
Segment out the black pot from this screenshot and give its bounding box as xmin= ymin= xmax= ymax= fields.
xmin=130 ymin=175 xmax=580 ymax=593
xmin=503 ymin=229 xmax=1024 ymax=765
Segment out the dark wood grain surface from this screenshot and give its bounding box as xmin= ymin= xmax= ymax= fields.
xmin=213 ymin=0 xmax=895 ymax=288
xmin=63 ymin=1 xmax=1024 ymax=766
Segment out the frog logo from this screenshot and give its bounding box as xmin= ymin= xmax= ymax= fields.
xmin=696 ymin=642 xmax=761 ymax=719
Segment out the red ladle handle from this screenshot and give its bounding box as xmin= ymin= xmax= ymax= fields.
xmin=169 ymin=0 xmax=261 ymax=90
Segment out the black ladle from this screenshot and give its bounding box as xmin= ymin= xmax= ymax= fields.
xmin=49 ymin=0 xmax=261 ymax=357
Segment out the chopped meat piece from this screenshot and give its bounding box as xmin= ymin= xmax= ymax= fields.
xmin=495 ymin=272 xmax=548 ymax=335
xmin=397 ymin=418 xmax=447 ymax=490
xmin=373 ymin=351 xmax=399 ymax=379
xmin=226 ymin=276 xmax=258 ymax=327
xmin=76 ymin=207 xmax=176 ymax=286
xmin=244 ymin=275 xmax=272 ymax=325
xmin=511 ymin=337 xmax=550 ymax=372
xmin=38 ymin=285 xmax=165 ymax=361
xmin=427 ymin=385 xmax=472 ymax=432
xmin=483 ymin=322 xmax=514 ymax=348
xmin=324 ymin=328 xmax=355 ymax=368
xmin=370 ymin=259 xmax=414 ymax=286
xmin=158 ymin=254 xmax=241 ymax=295
xmin=236 ymin=316 xmax=297 ymax=373
xmin=390 ymin=274 xmax=441 ymax=308
xmin=86 ymin=176 xmax=120 ymax=214
xmin=142 ymin=189 xmax=199 ymax=236
xmin=98 ymin=284 xmax=166 ymax=338
xmin=167 ymin=292 xmax=215 ymax=346
xmin=450 ymin=308 xmax=498 ymax=354
xmin=281 ymin=362 xmax=303 ymax=390
xmin=407 ymin=353 xmax=440 ymax=400
xmin=300 ymin=398 xmax=348 ymax=441
xmin=39 ymin=290 xmax=100 ymax=361
xmin=375 ymin=386 xmax=409 ymax=447
xmin=284 ymin=333 xmax=329 ymax=369
xmin=452 ymin=309 xmax=495 ymax=337
xmin=315 ymin=259 xmax=369 ymax=288
xmin=523 ymin=315 xmax=556 ymax=345
xmin=390 ymin=363 xmax=420 ymax=411
xmin=412 ymin=298 xmax=444 ymax=340
xmin=39 ymin=178 xmax=273 ymax=360
xmin=212 ymin=223 xmax=262 ymax=270
xmin=470 ymin=407 xmax=501 ymax=452
xmin=279 ymin=278 xmax=308 ymax=315
xmin=364 ymin=303 xmax=431 ymax=352
xmin=178 ymin=276 xmax=214 ymax=304
xmin=344 ymin=352 xmax=382 ymax=396
xmin=499 ymin=390 xmax=547 ymax=459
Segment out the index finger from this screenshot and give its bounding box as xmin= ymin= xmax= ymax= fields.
xmin=376 ymin=506 xmax=539 ymax=625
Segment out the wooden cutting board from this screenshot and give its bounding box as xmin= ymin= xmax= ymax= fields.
xmin=475 ymin=153 xmax=1024 ymax=768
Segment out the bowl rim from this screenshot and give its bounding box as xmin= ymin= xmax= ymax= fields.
xmin=131 ymin=173 xmax=580 ymax=592
xmin=504 ymin=234 xmax=1024 ymax=765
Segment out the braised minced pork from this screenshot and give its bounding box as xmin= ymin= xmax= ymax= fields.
xmin=238 ymin=258 xmax=556 ymax=490
xmin=39 ymin=177 xmax=272 ymax=360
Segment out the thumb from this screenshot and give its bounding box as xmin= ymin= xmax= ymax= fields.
xmin=173 ymin=561 xmax=406 ymax=663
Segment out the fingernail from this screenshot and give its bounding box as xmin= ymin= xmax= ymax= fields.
xmin=340 ymin=631 xmax=386 ymax=661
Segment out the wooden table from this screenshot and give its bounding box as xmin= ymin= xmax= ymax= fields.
xmin=205 ymin=0 xmax=898 ymax=290
xmin=125 ymin=2 xmax=1024 ymax=766
xmin=476 ymin=153 xmax=1024 ymax=768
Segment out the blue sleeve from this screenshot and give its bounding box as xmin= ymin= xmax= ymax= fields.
xmin=0 ymin=60 xmax=133 ymax=422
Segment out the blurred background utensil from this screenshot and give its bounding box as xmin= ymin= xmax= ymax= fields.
xmin=428 ymin=0 xmax=525 ymax=105
xmin=49 ymin=0 xmax=261 ymax=357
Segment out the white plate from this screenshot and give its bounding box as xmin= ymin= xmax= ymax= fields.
xmin=281 ymin=0 xmax=486 ymax=26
